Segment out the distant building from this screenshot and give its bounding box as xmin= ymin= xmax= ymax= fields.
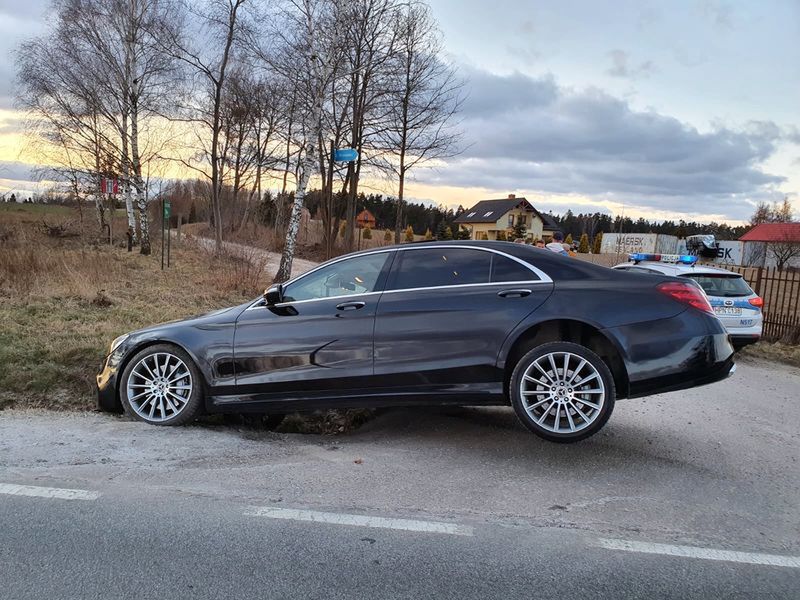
xmin=454 ymin=194 xmax=558 ymax=241
xmin=356 ymin=209 xmax=376 ymax=229
xmin=739 ymin=222 xmax=800 ymax=244
xmin=739 ymin=222 xmax=800 ymax=269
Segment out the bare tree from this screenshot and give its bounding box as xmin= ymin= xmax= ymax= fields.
xmin=338 ymin=0 xmax=399 ymax=250
xmin=16 ymin=28 xmax=122 ymax=231
xmin=269 ymin=0 xmax=345 ymax=282
xmin=377 ymin=2 xmax=464 ymax=243
xmin=157 ymin=0 xmax=250 ymax=254
xmin=767 ymin=236 xmax=800 ymax=270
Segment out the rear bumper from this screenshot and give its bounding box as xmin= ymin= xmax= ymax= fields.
xmin=627 ymin=350 xmax=735 ymax=398
xmin=604 ymin=311 xmax=735 ymax=399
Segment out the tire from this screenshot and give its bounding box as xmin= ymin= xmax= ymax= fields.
xmin=119 ymin=344 xmax=204 ymax=426
xmin=510 ymin=342 xmax=615 ymax=443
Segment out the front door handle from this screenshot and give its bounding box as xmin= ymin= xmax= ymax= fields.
xmin=336 ymin=301 xmax=366 ymax=311
xmin=497 ymin=289 xmax=532 ymax=298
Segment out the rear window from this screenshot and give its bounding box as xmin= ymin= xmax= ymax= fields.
xmin=681 ymin=274 xmax=753 ymax=297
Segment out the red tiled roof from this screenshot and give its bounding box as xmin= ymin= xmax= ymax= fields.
xmin=739 ymin=223 xmax=800 ymax=242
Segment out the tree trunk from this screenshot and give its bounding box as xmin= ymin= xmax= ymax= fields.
xmin=130 ymin=92 xmax=150 ymax=254
xmin=276 ymin=3 xmax=326 ymax=282
xmin=120 ymin=112 xmax=137 ymax=242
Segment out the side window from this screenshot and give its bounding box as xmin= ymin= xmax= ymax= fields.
xmin=283 ymin=252 xmax=391 ymax=302
xmin=389 ymin=248 xmax=491 ymax=290
xmin=491 ymin=255 xmax=539 ymax=282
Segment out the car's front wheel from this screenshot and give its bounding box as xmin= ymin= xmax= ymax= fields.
xmin=510 ymin=342 xmax=615 ymax=443
xmin=120 ymin=344 xmax=204 ymax=426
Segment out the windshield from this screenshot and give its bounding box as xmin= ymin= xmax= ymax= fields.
xmin=681 ymin=273 xmax=753 ymax=297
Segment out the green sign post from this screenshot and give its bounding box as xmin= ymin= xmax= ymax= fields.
xmin=161 ymin=199 xmax=172 ymax=270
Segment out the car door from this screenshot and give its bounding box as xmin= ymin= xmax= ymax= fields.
xmin=231 ymin=250 xmax=394 ymax=401
xmin=372 ymin=246 xmax=553 ymax=394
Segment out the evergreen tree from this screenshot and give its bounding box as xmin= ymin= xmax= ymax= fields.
xmin=578 ymin=232 xmax=589 ymax=253
xmin=384 ymin=229 xmax=392 ymax=242
xmin=362 ymin=225 xmax=372 ymax=239
xmin=592 ymin=231 xmax=603 ymax=254
xmin=565 ymin=233 xmax=573 ymax=245
xmin=424 ymin=228 xmax=433 ymax=240
xmin=512 ymin=220 xmax=526 ymax=240
xmin=404 ymin=225 xmax=415 ymax=242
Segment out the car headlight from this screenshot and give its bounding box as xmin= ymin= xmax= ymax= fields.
xmin=109 ymin=334 xmax=130 ymax=355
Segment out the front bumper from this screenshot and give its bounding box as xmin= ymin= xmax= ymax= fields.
xmin=96 ymin=353 xmax=123 ymax=413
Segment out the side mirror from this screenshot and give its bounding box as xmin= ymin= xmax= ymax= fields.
xmin=264 ymin=284 xmax=283 ymax=306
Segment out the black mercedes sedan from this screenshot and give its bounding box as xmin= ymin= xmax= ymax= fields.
xmin=97 ymin=241 xmax=735 ymax=442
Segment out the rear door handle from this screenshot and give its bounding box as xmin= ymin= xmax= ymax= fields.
xmin=336 ymin=301 xmax=366 ymax=311
xmin=497 ymin=289 xmax=532 ymax=298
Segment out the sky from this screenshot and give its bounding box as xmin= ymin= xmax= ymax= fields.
xmin=0 ymin=0 xmax=798 ymax=224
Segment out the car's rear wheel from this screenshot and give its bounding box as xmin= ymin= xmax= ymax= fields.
xmin=510 ymin=342 xmax=615 ymax=443
xmin=120 ymin=344 xmax=203 ymax=426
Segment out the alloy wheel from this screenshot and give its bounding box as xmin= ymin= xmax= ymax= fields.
xmin=125 ymin=352 xmax=193 ymax=422
xmin=519 ymin=351 xmax=606 ymax=434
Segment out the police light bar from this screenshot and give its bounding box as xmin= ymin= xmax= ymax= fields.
xmin=629 ymin=253 xmax=698 ymax=265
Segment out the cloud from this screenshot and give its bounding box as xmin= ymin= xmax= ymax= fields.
xmin=417 ymin=67 xmax=788 ymax=221
xmin=0 ymin=159 xmax=33 ymax=182
xmin=606 ymin=50 xmax=656 ymax=80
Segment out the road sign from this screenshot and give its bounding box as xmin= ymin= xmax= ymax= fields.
xmin=163 ymin=201 xmax=171 ymax=218
xmin=333 ymin=148 xmax=359 ymax=162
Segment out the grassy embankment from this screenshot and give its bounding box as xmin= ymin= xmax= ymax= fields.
xmin=0 ymin=203 xmax=267 ymax=411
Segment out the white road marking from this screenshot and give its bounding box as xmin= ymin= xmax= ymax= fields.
xmin=597 ymin=538 xmax=800 ymax=569
xmin=0 ymin=483 xmax=100 ymax=501
xmin=245 ymin=506 xmax=474 ymax=536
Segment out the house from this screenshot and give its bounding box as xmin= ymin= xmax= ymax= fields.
xmin=454 ymin=194 xmax=559 ymax=241
xmin=739 ymin=222 xmax=800 ymax=268
xmin=355 ymin=209 xmax=376 ymax=229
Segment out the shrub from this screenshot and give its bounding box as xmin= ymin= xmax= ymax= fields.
xmin=565 ymin=233 xmax=573 ymax=245
xmin=593 ymin=231 xmax=603 ymax=254
xmin=443 ymin=226 xmax=453 ymax=240
xmin=362 ymin=225 xmax=372 ymax=240
xmin=496 ymin=231 xmax=507 ymax=241
xmin=384 ymin=229 xmax=392 ymax=242
xmin=404 ymin=225 xmax=414 ymax=242
xmin=578 ymin=232 xmax=589 ymax=253
xmin=424 ymin=228 xmax=433 ymax=240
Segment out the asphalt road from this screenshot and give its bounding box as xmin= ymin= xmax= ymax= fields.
xmin=1 ymin=357 xmax=798 ymax=599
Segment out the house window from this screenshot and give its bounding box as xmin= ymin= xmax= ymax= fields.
xmin=520 ymin=215 xmax=527 ymax=225
xmin=483 ymin=211 xmax=493 ymax=217
xmin=466 ymin=212 xmax=476 ymax=217
xmin=508 ymin=215 xmax=514 ymax=227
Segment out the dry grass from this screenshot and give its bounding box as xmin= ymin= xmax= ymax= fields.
xmin=739 ymin=342 xmax=800 ymax=370
xmin=0 ymin=204 xmax=265 ymax=411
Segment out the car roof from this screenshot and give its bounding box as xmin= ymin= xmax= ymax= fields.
xmin=336 ymin=240 xmax=633 ymax=282
xmin=612 ymin=261 xmax=744 ymax=277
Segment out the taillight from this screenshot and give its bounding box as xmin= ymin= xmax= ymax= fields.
xmin=748 ymin=297 xmax=763 ymax=308
xmin=657 ymin=281 xmax=714 ymax=314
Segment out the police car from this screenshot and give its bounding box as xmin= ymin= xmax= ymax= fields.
xmin=612 ymin=253 xmax=762 ymax=349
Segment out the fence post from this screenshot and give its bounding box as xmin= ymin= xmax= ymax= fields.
xmin=753 ymin=267 xmax=764 ymax=297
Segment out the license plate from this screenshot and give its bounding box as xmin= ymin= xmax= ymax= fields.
xmin=714 ymin=306 xmax=742 ymax=316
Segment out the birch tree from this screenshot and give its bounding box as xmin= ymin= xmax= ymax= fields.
xmin=271 ymin=0 xmax=344 ymax=282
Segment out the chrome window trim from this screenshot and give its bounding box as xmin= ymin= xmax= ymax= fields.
xmin=245 ymin=244 xmax=552 ymax=310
